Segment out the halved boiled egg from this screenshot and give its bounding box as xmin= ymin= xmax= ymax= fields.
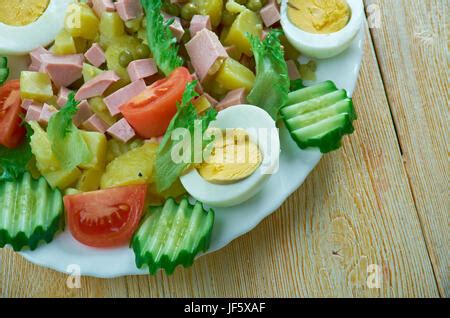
xmin=280 ymin=0 xmax=364 ymax=59
xmin=180 ymin=105 xmax=280 ymax=208
xmin=0 ymin=0 xmax=74 ymax=55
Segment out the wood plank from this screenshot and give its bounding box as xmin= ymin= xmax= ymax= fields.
xmin=0 ymin=23 xmax=438 ymax=297
xmin=364 ymin=0 xmax=448 ymax=296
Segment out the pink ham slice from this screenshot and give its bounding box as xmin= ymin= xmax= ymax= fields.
xmin=185 ymin=29 xmax=228 ymax=82
xmin=260 ymin=1 xmax=281 ymax=27
xmin=92 ymin=0 xmax=115 ymax=18
xmin=163 ymin=13 xmax=185 ymax=42
xmin=38 ymin=104 xmax=58 ymax=126
xmin=21 ymin=99 xmax=35 ymax=111
xmin=29 ymin=47 xmax=50 ymax=72
xmin=84 ymin=43 xmax=106 ymax=67
xmin=73 ymin=100 xmax=94 ymax=127
xmin=189 ymin=15 xmax=211 ymax=38
xmin=81 ymin=114 xmax=110 ymax=134
xmin=104 ymin=79 xmax=146 ymax=116
xmin=286 ymin=60 xmax=301 ymax=80
xmin=75 ymin=71 xmax=120 ymax=101
xmin=115 ymin=0 xmax=143 ymax=21
xmin=57 ymin=87 xmax=71 ymax=108
xmin=25 ymin=105 xmax=43 ymax=123
xmin=216 ymin=88 xmax=247 ymax=111
xmin=127 ymin=59 xmax=158 ymax=82
xmin=191 ymin=73 xmax=204 ymax=94
xmin=106 ymin=118 xmax=136 ymax=143
xmin=40 ymin=54 xmax=84 ymax=87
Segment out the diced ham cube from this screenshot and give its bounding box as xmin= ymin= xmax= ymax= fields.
xmin=286 ymin=60 xmax=300 ymax=80
xmin=190 ymin=15 xmax=211 ymax=38
xmin=38 ymin=104 xmax=58 ymax=126
xmin=57 ymin=87 xmax=71 ymax=108
xmin=115 ymin=0 xmax=143 ymax=21
xmin=21 ymin=99 xmax=35 ymax=111
xmin=216 ymin=88 xmax=247 ymax=111
xmin=29 ymin=47 xmax=49 ymax=72
xmin=25 ymin=105 xmax=43 ymax=122
xmin=185 ymin=29 xmax=228 ymax=82
xmin=92 ymin=0 xmax=115 ymax=18
xmin=104 ymin=79 xmax=146 ymax=116
xmin=40 ymin=54 xmax=84 ymax=87
xmin=81 ymin=114 xmax=110 ymax=134
xmin=73 ymin=100 xmax=94 ymax=127
xmin=75 ymin=71 xmax=120 ymax=100
xmin=260 ymin=2 xmax=281 ymax=27
xmin=127 ymin=59 xmax=158 ymax=82
xmin=107 ymin=118 xmax=136 ymax=143
xmin=163 ymin=13 xmax=185 ymax=42
xmin=84 ymin=43 xmax=106 ymax=67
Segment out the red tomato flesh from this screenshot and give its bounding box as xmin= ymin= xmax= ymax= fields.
xmin=120 ymin=67 xmax=192 ymax=138
xmin=64 ymin=185 xmax=148 ymax=248
xmin=0 ymin=80 xmax=26 ymax=148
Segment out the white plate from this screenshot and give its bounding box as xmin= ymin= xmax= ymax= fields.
xmin=5 ymin=27 xmax=364 ymax=278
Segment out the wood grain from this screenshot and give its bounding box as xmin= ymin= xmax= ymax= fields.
xmin=364 ymin=0 xmax=448 ymax=297
xmin=0 ymin=10 xmax=444 ymax=298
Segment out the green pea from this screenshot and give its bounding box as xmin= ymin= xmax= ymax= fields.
xmin=163 ymin=2 xmax=180 ymax=17
xmin=235 ymin=0 xmax=248 ymax=4
xmin=181 ymin=3 xmax=198 ymax=21
xmin=247 ymin=0 xmax=262 ymax=11
xmin=136 ymin=44 xmax=151 ymax=59
xmin=119 ymin=50 xmax=134 ymax=68
xmin=221 ymin=10 xmax=237 ymax=26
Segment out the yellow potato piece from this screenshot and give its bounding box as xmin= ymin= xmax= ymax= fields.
xmin=44 ymin=167 xmax=82 ymax=190
xmin=54 ymin=29 xmax=77 ymax=55
xmin=64 ymin=3 xmax=99 ymax=41
xmin=215 ymin=58 xmax=255 ymax=92
xmin=224 ymin=9 xmax=262 ymax=56
xmin=20 ymin=71 xmax=53 ymax=103
xmin=76 ymin=169 xmax=103 ymax=192
xmin=101 ymin=142 xmax=159 ymax=189
xmin=79 ymin=131 xmax=107 ymax=170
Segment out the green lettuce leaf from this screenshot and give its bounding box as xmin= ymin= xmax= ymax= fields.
xmin=0 ymin=123 xmax=33 ymax=181
xmin=47 ymin=92 xmax=92 ymax=170
xmin=155 ymin=81 xmax=217 ymax=192
xmin=247 ymin=30 xmax=290 ymax=119
xmin=141 ymin=0 xmax=184 ymax=76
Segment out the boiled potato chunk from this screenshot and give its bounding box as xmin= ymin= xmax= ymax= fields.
xmin=101 ymin=142 xmax=159 ymax=189
xmin=54 ymin=29 xmax=77 ymax=55
xmin=215 ymin=58 xmax=255 ymax=92
xmin=20 ymin=71 xmax=53 ymax=102
xmin=224 ymin=9 xmax=262 ymax=56
xmin=79 ymin=131 xmax=107 ymax=170
xmin=64 ymin=3 xmax=99 ymax=41
xmin=146 ymin=179 xmax=187 ymax=206
xmin=76 ymin=168 xmax=103 ymax=192
xmin=45 ymin=167 xmax=82 ymax=190
xmin=193 ymin=95 xmax=213 ymax=114
xmin=99 ymin=12 xmax=126 ymax=48
xmin=190 ymin=0 xmax=223 ymax=27
xmin=29 ymin=122 xmax=61 ymax=174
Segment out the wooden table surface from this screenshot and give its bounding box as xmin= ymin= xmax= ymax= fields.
xmin=0 ymin=0 xmax=447 ymax=298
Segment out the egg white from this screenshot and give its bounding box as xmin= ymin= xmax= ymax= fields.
xmin=0 ymin=0 xmax=74 ymax=55
xmin=280 ymin=0 xmax=364 ymax=59
xmin=180 ymin=105 xmax=281 ymax=208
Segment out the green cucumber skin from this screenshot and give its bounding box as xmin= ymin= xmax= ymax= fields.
xmin=0 ymin=56 xmax=8 ymax=84
xmin=0 ymin=173 xmax=63 ymax=251
xmin=132 ymin=198 xmax=214 ymax=275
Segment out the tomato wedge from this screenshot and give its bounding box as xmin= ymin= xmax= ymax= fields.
xmin=121 ymin=67 xmax=192 ymax=138
xmin=0 ymin=80 xmax=25 ymax=148
xmin=64 ymin=185 xmax=148 ymax=248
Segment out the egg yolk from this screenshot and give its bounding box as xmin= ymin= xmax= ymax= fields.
xmin=198 ymin=129 xmax=262 ymax=184
xmin=287 ymin=0 xmax=351 ymax=34
xmin=0 ymin=0 xmax=49 ymax=26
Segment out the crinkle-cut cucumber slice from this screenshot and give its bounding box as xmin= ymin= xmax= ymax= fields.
xmin=282 ymin=81 xmax=357 ymax=153
xmin=0 ymin=173 xmax=63 ymax=251
xmin=286 ymin=80 xmax=336 ymax=106
xmin=132 ymin=197 xmax=214 ymax=275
